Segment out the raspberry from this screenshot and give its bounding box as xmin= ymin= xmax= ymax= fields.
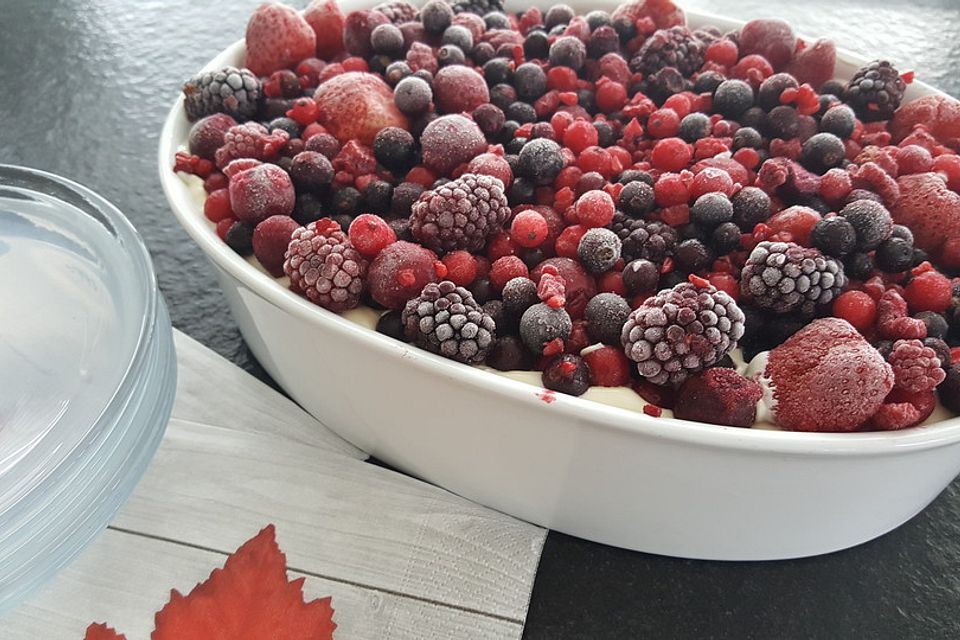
xmin=762 ymin=318 xmax=895 ymax=431
xmin=904 ymin=271 xmax=953 ymax=313
xmin=674 ymin=368 xmax=762 ymax=427
xmin=888 ymin=339 xmax=947 ymax=393
xmin=511 ymin=210 xmax=549 ymax=248
xmin=244 ymin=3 xmax=316 ymax=76
xmin=253 ymin=215 xmax=300 ymax=277
xmin=833 ymin=290 xmax=877 ymax=332
xmin=402 ymin=280 xmax=496 ymax=364
xmin=651 ymin=137 xmax=692 ymax=172
xmin=284 ymin=220 xmax=368 ymax=312
xmin=621 ymin=278 xmax=745 ymax=386
xmin=490 ymin=255 xmax=529 ymax=291
xmin=877 ymin=289 xmax=928 ymax=340
xmin=441 ymin=250 xmax=478 ymax=286
xmin=575 ymin=190 xmax=616 ymax=228
xmin=348 ymin=214 xmax=397 ymax=258
xmin=531 ymin=257 xmax=598 ymax=319
xmin=368 ymin=240 xmax=440 ymax=309
xmin=229 ymin=164 xmax=296 ymax=224
xmin=871 ymin=388 xmax=937 ymax=430
xmin=410 ymin=173 xmax=510 ymax=253
xmin=216 ymin=122 xmax=289 ymax=167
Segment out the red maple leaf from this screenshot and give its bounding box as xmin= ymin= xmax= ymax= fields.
xmin=84 ymin=525 xmax=336 ymax=640
xmin=84 ymin=623 xmax=126 ymax=640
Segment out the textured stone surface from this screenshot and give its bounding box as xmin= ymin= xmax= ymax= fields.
xmin=1 ymin=0 xmax=959 ymax=638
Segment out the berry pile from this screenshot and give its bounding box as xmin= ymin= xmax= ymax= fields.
xmin=175 ymin=0 xmax=960 ymax=433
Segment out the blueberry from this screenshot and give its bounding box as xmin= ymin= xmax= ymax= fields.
xmin=691 ymin=193 xmax=734 ymax=228
xmin=471 ymin=42 xmax=496 ymax=65
xmin=617 ymin=170 xmax=654 ymax=186
xmin=490 ymin=83 xmax=517 ymax=110
xmin=711 ymin=222 xmax=742 ymax=254
xmin=442 ymin=25 xmax=474 ymax=51
xmin=594 ymin=120 xmax=616 ymax=147
xmin=393 ymin=76 xmax=432 ymax=114
xmin=487 ymin=336 xmax=535 ymax=370
xmin=757 ymin=73 xmax=799 ymax=111
xmin=484 ymin=58 xmax=513 ymax=85
xmin=484 ymin=12 xmax=511 ymax=30
xmin=293 ymin=192 xmax=324 ymax=226
xmin=225 ymin=221 xmax=254 ymax=255
xmin=542 ymin=354 xmax=591 ymax=396
xmin=438 ymin=44 xmax=466 ymax=66
xmin=584 ymin=293 xmax=631 ymax=345
xmin=545 ymin=4 xmax=575 ymax=29
xmin=390 ymin=182 xmax=424 ymax=218
xmin=385 ymin=61 xmax=412 ymax=85
xmin=800 ymin=132 xmax=846 ymax=173
xmin=916 ymin=312 xmax=950 ymax=341
xmin=844 ymin=252 xmax=875 ymax=280
xmin=362 ymin=180 xmax=393 ymax=214
xmin=619 ymin=181 xmax=655 ymax=217
xmin=373 ymin=127 xmax=417 ymax=172
xmin=331 ymin=187 xmax=361 ymax=217
xmin=549 ymin=36 xmax=586 ymax=70
xmin=693 ymin=70 xmax=725 ymax=95
xmin=578 ymin=228 xmax=623 ymax=274
xmin=517 ymin=138 xmax=563 ymax=185
xmin=820 ymin=105 xmax=856 ymax=139
xmin=268 ymin=117 xmax=301 ymax=138
xmin=731 ymin=186 xmax=771 ymax=231
xmin=508 ymin=176 xmax=536 ymax=205
xmin=678 ymin=112 xmax=711 ymax=142
xmin=810 ymin=216 xmax=857 ymax=257
xmin=421 ymin=0 xmax=453 ymax=34
xmin=713 ymin=80 xmax=754 ymax=118
xmin=585 ymin=10 xmax=612 ymax=30
xmin=622 ymin=259 xmax=659 ymax=294
xmin=506 ymin=101 xmax=537 ymax=123
xmin=875 ymin=237 xmax=914 ymax=272
xmin=523 ymin=30 xmax=550 ymax=60
xmin=840 ymin=199 xmax=893 ymax=250
xmin=764 ymin=105 xmax=801 ymax=139
xmin=376 ymin=310 xmax=405 ymax=341
xmin=514 ymin=63 xmax=547 ymax=101
xmin=371 ymin=23 xmax=404 ymax=56
xmin=675 ymin=238 xmax=714 ymax=271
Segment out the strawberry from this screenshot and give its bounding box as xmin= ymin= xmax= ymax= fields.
xmin=303 ymin=0 xmax=345 ymax=60
xmin=313 ymin=72 xmax=409 ymax=145
xmin=786 ymin=38 xmax=836 ymax=88
xmin=891 ymin=94 xmax=960 ymax=145
xmin=892 ymin=172 xmax=960 ymax=256
xmin=245 ymin=3 xmax=316 ymax=77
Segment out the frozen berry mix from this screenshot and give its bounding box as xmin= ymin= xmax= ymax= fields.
xmin=175 ymin=0 xmax=960 ymax=432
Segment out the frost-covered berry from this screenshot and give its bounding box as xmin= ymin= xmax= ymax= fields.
xmin=577 ymin=228 xmax=622 ymax=274
xmin=284 ymin=219 xmax=369 ymax=312
xmin=402 ymin=280 xmax=496 ymax=363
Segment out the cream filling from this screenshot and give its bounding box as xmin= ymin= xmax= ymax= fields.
xmin=181 ymin=173 xmax=952 ymax=430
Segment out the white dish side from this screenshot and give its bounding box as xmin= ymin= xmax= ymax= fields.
xmin=159 ymin=0 xmax=960 ymax=560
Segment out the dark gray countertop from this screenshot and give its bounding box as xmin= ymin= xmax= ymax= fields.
xmin=2 ymin=0 xmax=959 ymax=637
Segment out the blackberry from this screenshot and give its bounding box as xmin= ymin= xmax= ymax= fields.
xmin=810 ymin=216 xmax=857 ymax=257
xmin=630 ymin=27 xmax=705 ymax=77
xmin=450 ymin=0 xmax=504 ymax=16
xmin=640 ymin=67 xmax=689 ymax=105
xmin=488 ymin=336 xmax=535 ymax=370
xmin=421 ymin=0 xmax=453 ymax=34
xmin=517 ymin=138 xmax=563 ymax=185
xmin=520 ymin=303 xmax=573 ymax=354
xmin=843 ymin=60 xmax=906 ymax=122
xmin=800 ymin=132 xmax=845 ymax=173
xmin=875 ymin=237 xmax=914 ymax=273
xmin=224 ymin=220 xmax=254 ymax=255
xmin=891 ymin=224 xmax=914 ymax=244
xmin=678 ymin=112 xmax=711 ymax=142
xmin=741 ymin=241 xmax=847 ymax=315
xmin=578 ymin=228 xmax=622 ymax=274
xmin=402 ymin=280 xmax=496 ymax=364
xmin=731 ymin=186 xmax=771 ymax=231
xmin=410 ymin=173 xmax=510 ymax=252
xmin=622 ymin=280 xmax=745 ymax=386
xmin=619 ymin=180 xmax=655 ymax=217
xmin=820 ymin=105 xmax=856 ymax=139
xmin=585 ymin=293 xmax=631 ymax=345
xmin=840 ymin=199 xmax=893 ymax=250
xmin=713 ymin=80 xmax=754 ymax=119
xmin=609 ymin=212 xmax=679 ymax=264
xmin=182 ymin=66 xmax=261 ymax=122
xmin=542 ymin=354 xmax=591 ymax=396
xmin=514 ymin=62 xmax=548 ymax=102
xmin=284 ymin=222 xmax=368 ymax=312
xmin=373 ymin=0 xmax=419 ymax=23
xmin=691 ymin=193 xmax=734 ymax=228
xmin=622 ymin=259 xmax=659 ymax=294
xmin=376 ymin=309 xmax=406 ymax=341
xmin=549 ymin=36 xmax=587 ymax=70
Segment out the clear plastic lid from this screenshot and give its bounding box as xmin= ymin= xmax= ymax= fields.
xmin=0 ymin=165 xmax=174 ymax=612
